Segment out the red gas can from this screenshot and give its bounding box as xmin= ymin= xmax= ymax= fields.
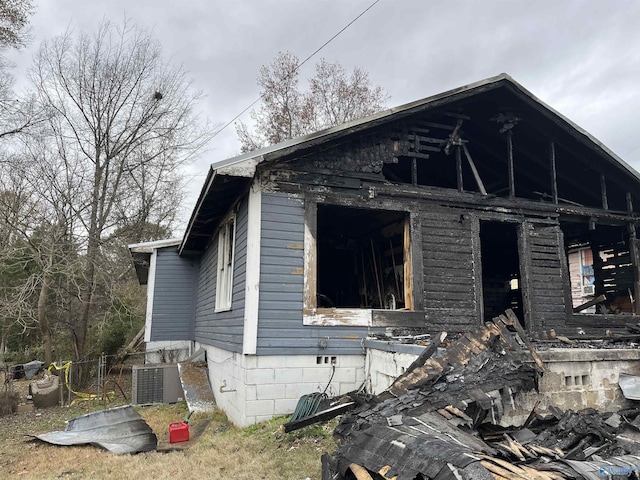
xmin=169 ymin=421 xmax=189 ymax=443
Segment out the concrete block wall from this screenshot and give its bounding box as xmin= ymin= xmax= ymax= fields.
xmin=199 ymin=342 xmax=640 ymax=428
xmin=364 ymin=340 xmax=423 ymax=394
xmin=362 ymin=344 xmax=640 ymax=427
xmin=200 ymin=343 xmax=366 ymax=426
xmin=145 ymin=340 xmax=192 ymax=364
xmin=504 ymin=349 xmax=640 ymax=425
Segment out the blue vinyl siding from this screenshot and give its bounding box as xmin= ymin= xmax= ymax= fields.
xmin=256 ymin=192 xmax=368 ymax=355
xmin=150 ymin=246 xmax=197 ymax=341
xmin=193 ymin=197 xmax=248 ymax=352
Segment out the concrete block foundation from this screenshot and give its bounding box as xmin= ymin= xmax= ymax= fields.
xmin=199 ymin=341 xmax=640 ymax=427
xmin=200 ymin=343 xmax=366 ymax=427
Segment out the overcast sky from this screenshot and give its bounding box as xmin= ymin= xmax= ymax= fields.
xmin=7 ymin=0 xmax=640 ymax=216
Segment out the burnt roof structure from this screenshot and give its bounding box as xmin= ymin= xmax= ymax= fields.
xmin=182 ymin=73 xmax=640 ymax=255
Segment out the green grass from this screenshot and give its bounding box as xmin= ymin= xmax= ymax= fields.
xmin=0 ymin=402 xmax=338 ymax=480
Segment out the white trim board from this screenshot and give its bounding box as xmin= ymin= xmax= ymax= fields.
xmin=243 ymin=181 xmax=261 ymax=354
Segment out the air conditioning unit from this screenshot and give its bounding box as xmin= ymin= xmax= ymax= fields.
xmin=132 ymin=364 xmax=184 ymax=405
xmin=581 ymin=284 xmax=595 ymax=296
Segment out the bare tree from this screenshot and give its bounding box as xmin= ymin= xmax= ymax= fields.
xmin=0 ymin=0 xmax=33 ymax=50
xmin=0 ymin=146 xmax=80 ymax=365
xmin=0 ymin=175 xmax=38 ymax=364
xmin=236 ymin=51 xmax=387 ymax=152
xmin=0 ymin=0 xmax=46 ymax=145
xmin=30 ymin=19 xmax=211 ymax=362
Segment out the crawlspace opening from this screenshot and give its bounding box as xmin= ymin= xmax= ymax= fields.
xmin=317 ymin=205 xmax=408 ymax=309
xmin=562 ymin=221 xmax=635 ymax=314
xmin=480 ymin=221 xmax=523 ymax=325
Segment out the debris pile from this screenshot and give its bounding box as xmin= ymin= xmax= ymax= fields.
xmin=324 ymin=310 xmax=640 ymax=480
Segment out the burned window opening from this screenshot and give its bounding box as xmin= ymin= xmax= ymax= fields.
xmin=316 ymin=205 xmax=409 ymax=310
xmin=480 ymin=221 xmax=523 ymax=325
xmin=563 ymin=222 xmax=636 ymax=315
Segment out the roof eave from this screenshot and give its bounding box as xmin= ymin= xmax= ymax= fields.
xmin=128 ymin=238 xmax=182 ymax=253
xmin=208 ymin=73 xmax=514 ymax=172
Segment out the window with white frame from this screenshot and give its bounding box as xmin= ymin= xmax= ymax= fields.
xmin=215 ymin=214 xmax=236 ymax=311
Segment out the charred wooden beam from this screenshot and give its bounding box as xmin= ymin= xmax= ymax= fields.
xmin=573 ymin=294 xmax=607 ymax=313
xmin=406 ymin=133 xmax=445 ymax=148
xmin=444 ymin=111 xmax=471 ymax=120
xmin=411 ymin=158 xmax=417 ymax=186
xmin=367 ymin=182 xmax=640 ymax=222
xmin=503 ymin=309 xmax=546 ymax=371
xmin=462 ymin=143 xmax=488 ymax=195
xmin=386 ymin=331 xmax=447 ymax=396
xmin=507 ymin=130 xmax=515 ymax=199
xmin=471 ymin=216 xmax=484 ymax=324
xmin=550 ymin=141 xmax=558 ymax=204
xmin=630 ymin=233 xmax=640 ymax=315
xmin=444 ymin=119 xmax=464 ymax=155
xmin=371 ymin=310 xmax=426 ymax=327
xmin=418 ymin=121 xmax=457 ymax=131
xmin=600 ymin=174 xmax=609 ymax=210
xmin=468 ymin=122 xmax=601 ymax=205
xmin=456 ymin=144 xmax=463 ymax=192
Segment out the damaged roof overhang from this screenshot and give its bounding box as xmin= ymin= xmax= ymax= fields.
xmin=179 ymin=169 xmax=252 ymax=255
xmin=206 ymin=73 xmax=640 ymax=184
xmin=180 ymin=73 xmax=640 ymax=255
xmin=128 ymin=238 xmax=181 ymax=285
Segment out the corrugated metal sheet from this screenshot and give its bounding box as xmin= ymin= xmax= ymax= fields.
xmin=32 ymin=405 xmax=157 ymax=454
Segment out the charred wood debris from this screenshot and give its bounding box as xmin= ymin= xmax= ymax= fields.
xmin=310 ymin=310 xmax=640 ymax=480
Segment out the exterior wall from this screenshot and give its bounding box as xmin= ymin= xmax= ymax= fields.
xmin=201 ymin=343 xmax=366 ymax=427
xmin=422 ymin=208 xmax=479 ymax=331
xmin=257 ymin=192 xmax=370 ymax=356
xmin=145 ymin=340 xmax=192 ymax=364
xmin=363 ymin=340 xmax=425 ymax=394
xmin=194 ymin=197 xmax=249 ymax=352
xmin=150 ymin=247 xmax=198 ymax=341
xmin=520 ymin=222 xmax=568 ymax=331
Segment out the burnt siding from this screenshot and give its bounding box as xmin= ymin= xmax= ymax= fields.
xmin=150 ymin=246 xmax=198 ymax=341
xmin=193 ymin=197 xmax=248 ymax=352
xmin=422 ymin=209 xmax=479 ymax=331
xmin=522 ymin=222 xmax=567 ymax=330
xmin=257 ymin=192 xmax=367 ymax=355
